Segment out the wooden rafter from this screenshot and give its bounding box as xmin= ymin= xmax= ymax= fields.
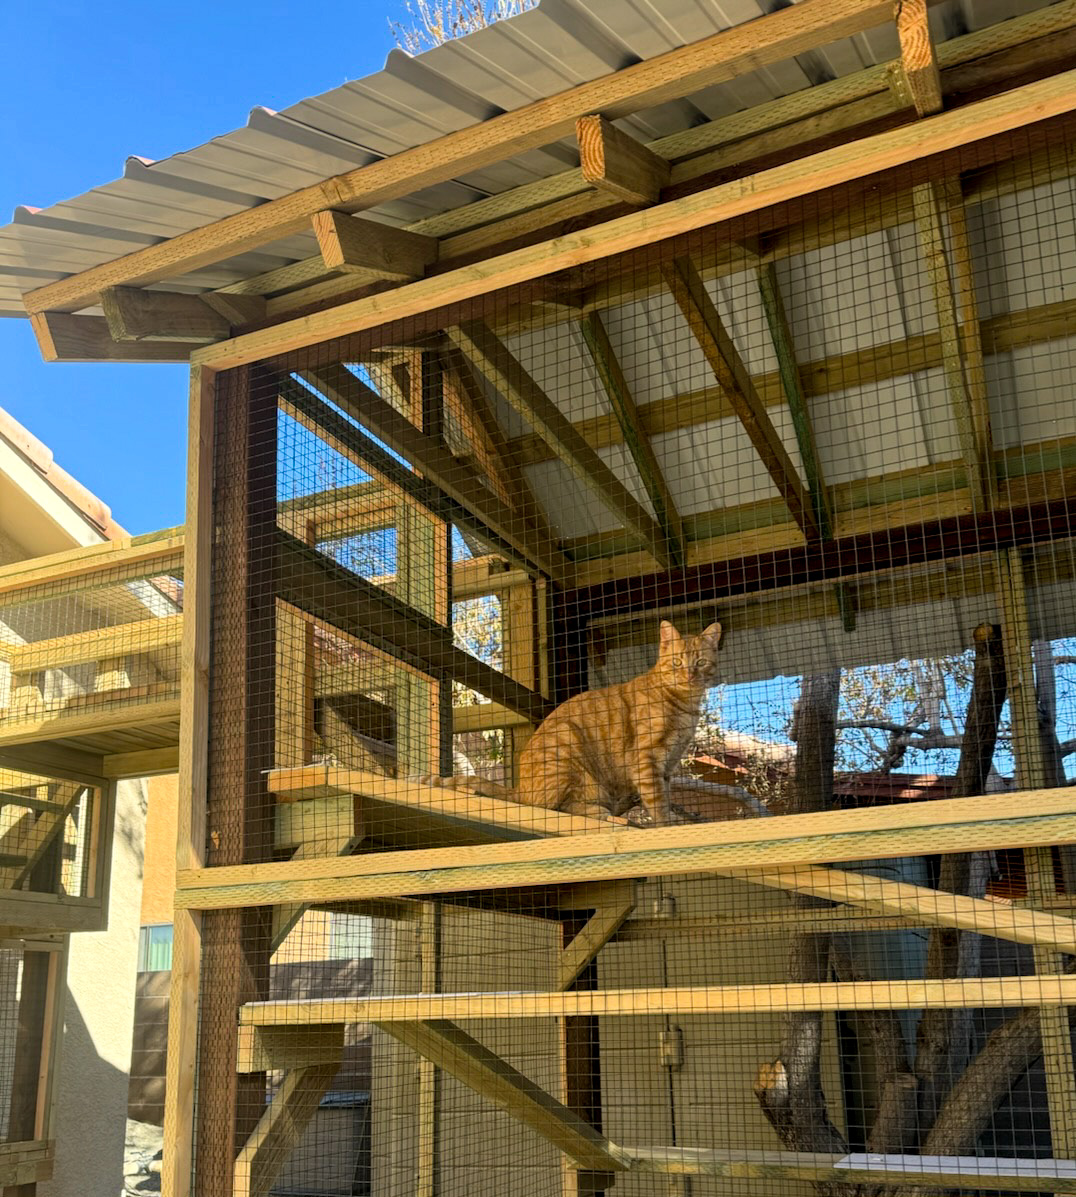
xmin=578 ymin=312 xmax=685 ymax=567
xmin=22 ymin=0 xmax=912 ymax=317
xmin=894 ymin=3 xmax=996 ymax=511
xmin=662 ymin=257 xmax=817 ymax=539
xmin=186 ymin=71 xmax=1076 ymax=373
xmin=31 ymin=312 xmax=199 ymax=363
xmin=205 ymin=2 xmax=1076 ymax=311
xmin=275 ymin=529 xmax=553 ymax=724
xmin=895 ymin=0 xmax=943 ymax=117
xmin=439 ymin=346 xmax=560 ymax=557
xmin=447 ymin=321 xmax=668 ymax=567
xmin=312 ymin=210 xmax=438 ymax=281
xmin=755 ymin=261 xmax=833 ymax=539
xmin=508 ymin=285 xmax=1074 ymax=479
xmin=281 ymin=372 xmax=574 ymax=586
xmin=911 ymin=180 xmax=996 ymax=509
xmin=100 ymin=287 xmax=231 ymax=344
xmin=575 ymin=115 xmax=670 ymax=206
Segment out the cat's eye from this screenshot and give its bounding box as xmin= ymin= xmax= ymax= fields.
xmin=672 ymin=657 xmax=683 ymax=667
xmin=695 ymin=658 xmax=707 ymax=667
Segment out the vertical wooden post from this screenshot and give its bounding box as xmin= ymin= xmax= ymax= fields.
xmin=549 ymin=591 xmax=609 ymax=1195
xmin=504 ymin=581 xmax=538 ymax=785
xmin=416 ymin=901 xmax=442 ymax=1197
xmin=163 ymin=364 xmax=216 ymax=1197
xmin=421 ymin=351 xmax=454 ymax=779
xmin=996 ymin=548 xmax=1076 ymax=1163
xmin=191 ymin=364 xmax=278 ymax=1197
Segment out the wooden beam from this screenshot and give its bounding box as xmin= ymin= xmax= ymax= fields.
xmin=275 ymin=529 xmax=553 ymax=724
xmin=912 ymin=178 xmax=996 ymax=509
xmin=576 ymin=115 xmax=670 ymax=206
xmin=8 ymin=614 xmax=182 ymax=673
xmin=895 ymin=0 xmax=943 ymax=117
xmin=161 ymin=366 xmax=214 ymax=1197
xmin=735 ymin=863 xmax=1076 ymax=954
xmin=663 ymin=256 xmax=817 ymax=538
xmin=246 ymin=974 xmax=1076 ymax=1021
xmin=441 ymin=346 xmax=556 ymax=544
xmin=23 ymin=0 xmax=910 ymax=316
xmin=102 ymin=746 xmax=180 ymax=778
xmin=509 ymin=280 xmax=1076 ymax=482
xmin=579 ymin=312 xmax=685 ymax=567
xmin=0 ymin=699 xmax=180 ymax=749
xmin=30 ymin=312 xmax=200 ymax=363
xmin=280 ymin=376 xmax=573 ymax=585
xmin=448 ymin=321 xmax=668 ymax=567
xmin=200 ymin=292 xmax=267 ymax=328
xmin=100 ymin=287 xmax=231 ymax=344
xmin=557 ymin=881 xmax=636 ymax=990
xmin=374 ymin=1019 xmax=628 ymax=1173
xmin=176 ymin=783 xmax=1076 ymax=911
xmin=189 ymin=70 xmax=1076 ymax=370
xmin=312 ymin=210 xmax=438 ymax=281
xmin=297 ymin=363 xmax=574 ymax=585
xmin=236 ymin=1025 xmax=345 ymax=1073
xmin=0 ymin=744 xmax=106 ymax=787
xmin=206 ymin=1 xmax=1076 ymax=320
xmin=233 ymin=1063 xmax=338 ymax=1197
xmin=628 ymin=1147 xmax=1076 ymax=1192
xmin=756 ymin=261 xmax=833 ymax=539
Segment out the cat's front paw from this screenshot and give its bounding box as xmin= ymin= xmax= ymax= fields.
xmin=625 ymin=805 xmax=656 ymax=828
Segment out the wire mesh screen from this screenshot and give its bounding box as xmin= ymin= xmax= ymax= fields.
xmin=0 ymin=767 xmax=98 ymax=899
xmin=0 ymin=555 xmax=184 ymax=749
xmin=193 ymin=114 xmax=1076 ymax=1197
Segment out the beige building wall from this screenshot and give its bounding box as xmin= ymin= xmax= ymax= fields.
xmin=39 ymin=777 xmax=148 ymax=1197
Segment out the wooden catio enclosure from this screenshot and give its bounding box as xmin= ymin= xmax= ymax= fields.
xmin=9 ymin=0 xmax=1076 ymax=1194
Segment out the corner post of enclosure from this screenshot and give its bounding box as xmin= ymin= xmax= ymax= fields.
xmin=162 ymin=363 xmax=216 ymax=1197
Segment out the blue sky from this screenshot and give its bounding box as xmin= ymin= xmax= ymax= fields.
xmin=0 ymin=0 xmax=408 ymax=534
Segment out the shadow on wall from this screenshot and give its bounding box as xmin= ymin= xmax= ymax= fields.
xmin=39 ymin=991 xmax=130 ymax=1197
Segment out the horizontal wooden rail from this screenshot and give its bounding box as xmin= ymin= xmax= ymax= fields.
xmin=0 ymin=530 xmax=183 ymax=600
xmin=176 ymin=783 xmax=1076 ymax=910
xmin=6 ymin=615 xmax=183 ymax=672
xmin=0 ymin=698 xmax=180 ymax=750
xmin=626 ymin=1147 xmax=1076 ymax=1192
xmin=241 ymin=974 xmax=1076 ymax=1020
xmin=276 ymin=530 xmax=552 ymax=723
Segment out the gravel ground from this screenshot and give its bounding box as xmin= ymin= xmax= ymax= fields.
xmin=123 ymin=1119 xmax=162 ymax=1197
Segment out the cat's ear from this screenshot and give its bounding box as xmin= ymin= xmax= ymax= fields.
xmin=698 ymin=622 xmax=723 ymax=648
xmin=659 ymin=620 xmax=681 ymax=650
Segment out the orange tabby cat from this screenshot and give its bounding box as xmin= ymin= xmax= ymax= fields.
xmin=514 ymin=619 xmax=723 ymax=825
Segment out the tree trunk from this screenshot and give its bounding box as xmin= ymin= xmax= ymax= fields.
xmin=912 ymin=625 xmax=1007 ymax=1136
xmin=755 ymin=670 xmax=851 ymax=1193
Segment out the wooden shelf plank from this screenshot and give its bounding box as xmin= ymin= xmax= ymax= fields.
xmin=176 ymin=783 xmax=1076 ymax=911
xmin=241 ymin=974 xmax=1076 ymax=1021
xmin=8 ymin=615 xmax=183 ymax=673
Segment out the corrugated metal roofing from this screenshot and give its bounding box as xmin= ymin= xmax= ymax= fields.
xmin=0 ymin=0 xmax=1052 ymax=318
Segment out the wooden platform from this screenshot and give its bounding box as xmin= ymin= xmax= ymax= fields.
xmin=270 ymin=766 xmax=615 ymax=851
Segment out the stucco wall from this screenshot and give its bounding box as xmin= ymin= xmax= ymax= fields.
xmin=39 ymin=778 xmax=147 ymax=1197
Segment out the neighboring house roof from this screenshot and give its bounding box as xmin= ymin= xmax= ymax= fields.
xmin=0 ymin=405 xmax=127 ymax=558
xmin=0 ymin=0 xmax=1049 ymax=318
